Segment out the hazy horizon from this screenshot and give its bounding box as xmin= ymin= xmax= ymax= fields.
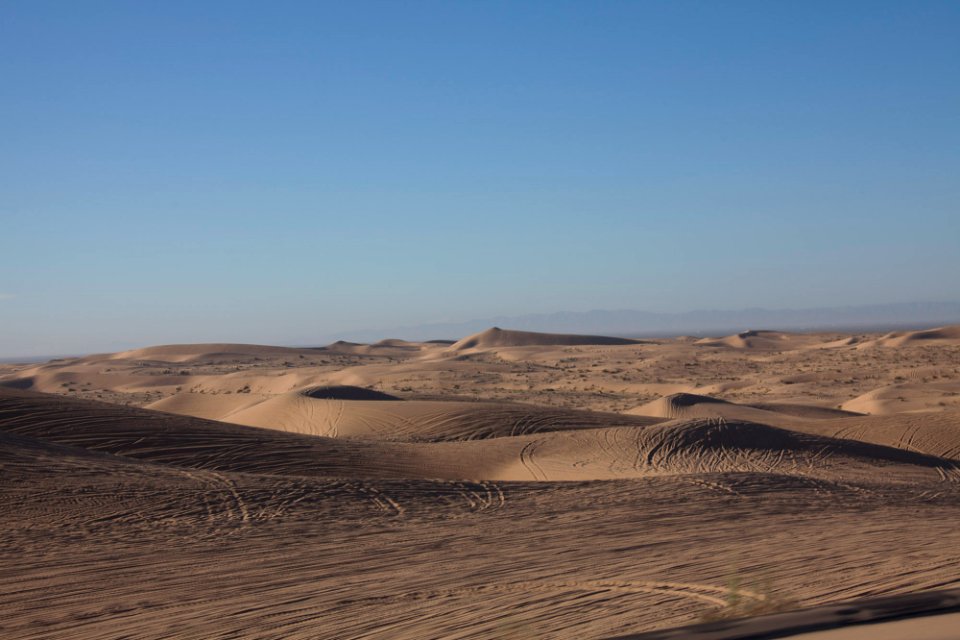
xmin=3 ymin=1 xmax=958 ymax=357
xmin=2 ymin=299 xmax=959 ymax=360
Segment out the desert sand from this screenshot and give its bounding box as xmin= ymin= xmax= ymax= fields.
xmin=3 ymin=325 xmax=960 ymax=638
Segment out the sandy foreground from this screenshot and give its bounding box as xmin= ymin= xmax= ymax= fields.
xmin=2 ymin=326 xmax=960 ymax=638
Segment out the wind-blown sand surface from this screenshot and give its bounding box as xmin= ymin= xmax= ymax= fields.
xmin=3 ymin=325 xmax=960 ymax=638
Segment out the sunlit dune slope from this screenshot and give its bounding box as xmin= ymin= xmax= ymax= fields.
xmin=859 ymin=324 xmax=960 ymax=348
xmin=148 ymin=385 xmax=665 ymax=441
xmin=627 ymin=393 xmax=862 ymax=427
xmin=841 ymin=381 xmax=960 ymax=414
xmin=694 ymin=330 xmax=840 ymax=350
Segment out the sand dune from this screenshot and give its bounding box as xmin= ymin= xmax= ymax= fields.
xmin=450 ymin=326 xmax=638 ymax=351
xmin=746 ymin=402 xmax=862 ymax=420
xmin=627 ymin=393 xmax=860 ymax=427
xmin=630 ymin=393 xmax=737 ymax=418
xmin=861 ymin=324 xmax=960 ymax=348
xmin=320 ymin=339 xmax=433 ymax=357
xmin=627 ymin=392 xmax=960 ymax=462
xmin=841 ymin=381 xmax=960 ymax=414
xmin=109 ymin=340 xmax=436 ymax=362
xmin=0 ymin=387 xmax=642 ymax=482
xmin=694 ymin=330 xmax=838 ymax=350
xmin=788 ymin=411 xmax=960 ymax=461
xmin=106 ymin=342 xmax=326 ymax=363
xmin=148 ymin=385 xmax=664 ymax=441
xmin=8 ymin=386 xmax=960 ymax=485
xmin=0 ymin=428 xmax=158 ymax=472
xmin=489 ymin=417 xmax=958 ymax=483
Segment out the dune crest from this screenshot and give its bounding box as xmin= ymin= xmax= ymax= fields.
xmin=860 ymin=324 xmax=960 ymax=348
xmin=628 ymin=393 xmax=865 ymax=426
xmin=107 ymin=343 xmax=323 ymax=363
xmin=450 ymin=326 xmax=638 ymax=351
xmin=150 ymin=387 xmax=664 ymax=441
xmin=694 ymin=330 xmax=841 ymax=350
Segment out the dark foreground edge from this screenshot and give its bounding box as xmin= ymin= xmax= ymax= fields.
xmin=605 ymin=588 xmax=960 ymax=640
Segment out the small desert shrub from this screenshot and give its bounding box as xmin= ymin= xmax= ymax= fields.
xmin=700 ymin=574 xmax=798 ymax=623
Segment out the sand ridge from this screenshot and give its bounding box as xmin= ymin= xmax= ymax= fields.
xmin=858 ymin=325 xmax=960 ymax=348
xmin=148 ymin=385 xmax=666 ymax=441
xmin=450 ymin=326 xmax=640 ymax=351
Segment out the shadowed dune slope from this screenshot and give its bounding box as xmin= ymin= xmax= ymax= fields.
xmin=300 ymin=385 xmax=401 ymax=401
xmin=149 ymin=387 xmax=665 ymax=441
xmin=0 ymin=429 xmax=153 ymax=471
xmin=450 ymin=327 xmax=638 ymax=351
xmin=747 ymin=403 xmax=862 ymax=420
xmin=627 ymin=393 xmax=860 ymax=428
xmin=0 ymin=409 xmax=537 ymax=540
xmin=0 ymin=388 xmax=462 ymax=480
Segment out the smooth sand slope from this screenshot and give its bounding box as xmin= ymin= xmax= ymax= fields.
xmin=628 ymin=392 xmax=861 ymax=425
xmin=105 ymin=343 xmax=329 ymax=363
xmin=3 ymin=327 xmax=960 ymax=639
xmin=841 ymin=381 xmax=960 ymax=414
xmin=860 ymin=325 xmax=960 ymax=348
xmin=148 ymin=385 xmax=665 ymax=441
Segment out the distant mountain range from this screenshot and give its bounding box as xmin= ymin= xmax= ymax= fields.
xmin=324 ymin=301 xmax=960 ymax=344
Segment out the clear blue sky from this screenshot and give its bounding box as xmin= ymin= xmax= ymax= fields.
xmin=2 ymin=1 xmax=958 ymax=356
